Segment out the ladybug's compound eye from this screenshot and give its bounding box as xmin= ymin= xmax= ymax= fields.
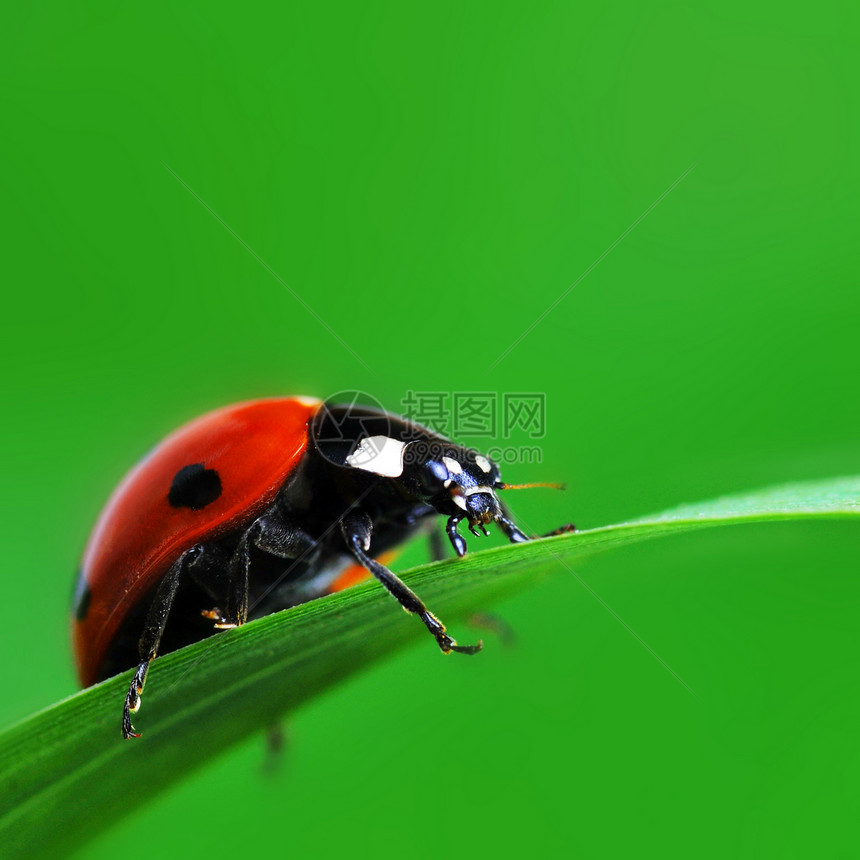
xmin=423 ymin=459 xmax=449 ymax=488
xmin=400 ymin=442 xmax=456 ymax=493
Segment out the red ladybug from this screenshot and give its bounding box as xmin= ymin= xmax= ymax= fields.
xmin=72 ymin=396 xmax=573 ymax=738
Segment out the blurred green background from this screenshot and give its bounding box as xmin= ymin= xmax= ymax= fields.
xmin=2 ymin=1 xmax=858 ymax=856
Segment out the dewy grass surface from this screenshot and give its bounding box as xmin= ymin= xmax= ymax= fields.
xmin=0 ymin=475 xmax=858 ymax=857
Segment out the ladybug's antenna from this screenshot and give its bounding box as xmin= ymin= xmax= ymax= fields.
xmin=496 ymin=481 xmax=566 ymax=491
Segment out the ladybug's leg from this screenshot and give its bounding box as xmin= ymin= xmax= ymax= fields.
xmin=251 ymin=510 xmax=319 ymax=560
xmin=446 ymin=513 xmax=468 ymax=556
xmin=542 ymin=523 xmax=577 ymax=537
xmin=123 ymin=548 xmax=194 ymax=739
xmin=428 ymin=527 xmax=448 ymax=563
xmin=400 ymin=503 xmax=446 ymax=561
xmin=262 ymin=723 xmax=288 ymax=775
xmin=341 ymin=511 xmax=482 ymax=656
xmin=497 ymin=514 xmax=530 ymax=543
xmin=216 ymin=531 xmax=253 ymax=629
xmin=467 ymin=612 xmax=518 ymax=646
xmin=212 ymin=509 xmax=319 ymax=629
xmin=186 ymin=545 xmax=235 ymax=625
xmin=425 ymin=522 xmax=513 ymax=643
xmin=497 ymin=501 xmax=576 ymax=543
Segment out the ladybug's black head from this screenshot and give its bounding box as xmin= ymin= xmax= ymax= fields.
xmin=400 ymin=443 xmax=505 ymax=532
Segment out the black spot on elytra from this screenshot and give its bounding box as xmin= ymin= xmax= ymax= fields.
xmin=73 ymin=573 xmax=92 ymax=621
xmin=168 ymin=463 xmax=222 ymax=510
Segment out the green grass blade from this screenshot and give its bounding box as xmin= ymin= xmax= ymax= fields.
xmin=1 ymin=475 xmax=858 ymax=856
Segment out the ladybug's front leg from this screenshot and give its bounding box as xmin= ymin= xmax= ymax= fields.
xmin=496 ymin=514 xmax=530 ymax=544
xmin=496 ymin=501 xmax=576 ymax=543
xmin=497 ymin=516 xmax=576 ymax=542
xmin=123 ymin=548 xmax=196 ymax=739
xmin=341 ymin=511 xmax=482 ymax=656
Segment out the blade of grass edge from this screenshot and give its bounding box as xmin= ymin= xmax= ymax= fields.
xmin=1 ymin=475 xmax=858 ymax=857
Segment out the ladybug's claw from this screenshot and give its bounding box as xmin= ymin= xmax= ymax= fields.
xmin=122 ymin=661 xmax=149 ymax=739
xmin=422 ymin=611 xmax=483 ymax=656
xmin=122 ymin=698 xmax=141 ymax=740
xmin=449 ymin=639 xmax=484 ymax=655
xmin=202 ymin=608 xmax=240 ymax=629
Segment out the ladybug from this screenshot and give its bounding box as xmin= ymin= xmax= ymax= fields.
xmin=71 ymin=396 xmax=573 ymax=738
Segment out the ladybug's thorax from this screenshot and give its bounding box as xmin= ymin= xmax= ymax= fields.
xmin=306 ymin=402 xmax=506 ymax=530
xmin=280 ymin=443 xmax=418 ymax=531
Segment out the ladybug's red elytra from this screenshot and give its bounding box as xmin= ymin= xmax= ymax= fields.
xmin=71 ymin=396 xmax=574 ymax=738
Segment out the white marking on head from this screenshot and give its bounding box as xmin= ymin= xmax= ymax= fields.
xmin=442 ymin=456 xmax=462 ymax=474
xmin=346 ymin=436 xmax=407 ymax=477
xmin=464 ymin=485 xmax=494 ymax=497
xmin=453 ymin=494 xmax=468 ymax=510
xmin=295 ymin=396 xmax=322 ymax=407
xmin=476 ymin=455 xmax=492 ymax=473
